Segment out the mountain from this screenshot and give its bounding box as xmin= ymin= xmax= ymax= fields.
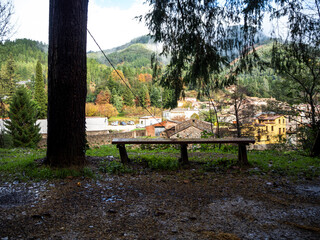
xmin=88 ymin=35 xmax=152 ymax=55
xmin=87 ymin=35 xmax=156 ymax=68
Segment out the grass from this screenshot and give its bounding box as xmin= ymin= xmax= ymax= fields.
xmin=249 ymin=150 xmax=320 ymax=178
xmin=0 ymin=148 xmax=95 ymax=181
xmin=1 ymin=144 xmax=319 ymax=181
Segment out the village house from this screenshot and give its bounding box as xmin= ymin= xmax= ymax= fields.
xmin=162 ymin=108 xmax=201 ymax=121
xmin=145 ymin=120 xmax=180 ymax=137
xmin=162 ymin=119 xmax=213 ymax=138
xmin=250 ymin=113 xmax=286 ymax=144
xmin=138 ymin=116 xmax=162 ymax=127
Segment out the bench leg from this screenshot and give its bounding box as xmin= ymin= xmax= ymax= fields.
xmin=179 ymin=144 xmax=189 ymax=165
xmin=117 ymin=144 xmax=130 ymax=164
xmin=238 ymin=144 xmax=249 ymax=166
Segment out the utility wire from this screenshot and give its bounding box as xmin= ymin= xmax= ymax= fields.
xmin=87 ymin=29 xmax=169 ymax=135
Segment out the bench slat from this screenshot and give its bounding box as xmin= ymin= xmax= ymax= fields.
xmin=112 ymin=138 xmax=255 ymax=145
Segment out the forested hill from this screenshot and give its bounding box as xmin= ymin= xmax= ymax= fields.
xmin=0 ymin=39 xmax=48 ymax=82
xmin=88 ymin=43 xmax=154 ymax=68
xmin=87 ymin=35 xmax=155 ymax=68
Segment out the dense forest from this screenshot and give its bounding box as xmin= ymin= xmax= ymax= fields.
xmin=0 ymin=36 xmax=309 ymax=119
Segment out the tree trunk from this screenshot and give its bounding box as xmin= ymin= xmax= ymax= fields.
xmin=311 ymin=129 xmax=320 ymax=157
xmin=45 ymin=0 xmax=88 ymax=167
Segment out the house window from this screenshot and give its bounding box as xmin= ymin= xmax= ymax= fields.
xmin=279 ymin=128 xmax=281 ymax=134
xmin=271 ymin=126 xmax=274 ymax=131
xmin=283 ymin=128 xmax=285 ymax=132
xmin=266 ymin=126 xmax=268 ymax=131
xmin=279 ymin=119 xmax=281 ymax=124
xmin=283 ymin=119 xmax=285 ymax=124
xmin=141 ymin=121 xmax=143 ymax=124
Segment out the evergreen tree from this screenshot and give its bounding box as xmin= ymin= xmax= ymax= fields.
xmin=112 ymin=95 xmax=123 ymax=112
xmin=162 ymin=88 xmax=176 ymax=109
xmin=137 ymin=85 xmax=150 ymax=108
xmin=150 ymin=86 xmax=161 ymax=108
xmin=123 ymin=87 xmax=134 ymax=106
xmin=0 ymin=54 xmax=16 ymax=101
xmin=34 ymin=60 xmax=47 ymax=118
xmin=5 ymin=87 xmax=41 ymax=148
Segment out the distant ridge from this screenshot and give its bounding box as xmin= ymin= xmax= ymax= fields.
xmin=87 ymin=35 xmax=152 ymax=55
xmin=87 ymin=35 xmax=156 ymax=68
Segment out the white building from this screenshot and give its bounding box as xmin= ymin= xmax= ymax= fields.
xmin=163 ymin=108 xmax=201 ymax=120
xmin=1 ymin=117 xmax=109 ymax=134
xmin=138 ymin=116 xmax=162 ymax=127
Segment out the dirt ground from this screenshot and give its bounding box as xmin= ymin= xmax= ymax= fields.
xmin=1 ymin=157 xmax=320 ymax=240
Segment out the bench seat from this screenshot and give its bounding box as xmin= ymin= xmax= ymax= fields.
xmin=112 ymin=138 xmax=255 ymax=165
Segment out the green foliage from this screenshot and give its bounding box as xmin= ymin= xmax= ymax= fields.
xmin=112 ymin=95 xmax=124 ymax=112
xmin=1 ymin=144 xmax=319 ymax=181
xmin=136 ymin=85 xmax=150 ymax=107
xmin=90 ymin=43 xmax=153 ymax=68
xmin=143 ymin=1 xmax=269 ymax=103
xmin=0 ymin=54 xmax=16 ymax=101
xmin=86 ymin=144 xmax=120 ymax=157
xmin=99 ymin=160 xmax=131 ymax=174
xmin=123 ymin=87 xmax=134 ymax=106
xmin=0 ymin=39 xmax=48 ymax=88
xmin=150 ymin=86 xmax=162 ymax=108
xmin=297 ymin=123 xmax=320 ymax=155
xmin=249 ymin=150 xmax=320 ymax=178
xmin=4 ymin=87 xmax=41 ymax=148
xmin=162 ymin=88 xmax=177 ymax=109
xmin=34 ymin=60 xmax=47 ymax=118
xmin=0 ymin=132 xmax=13 ymax=148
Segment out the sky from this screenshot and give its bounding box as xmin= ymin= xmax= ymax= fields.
xmin=11 ymin=0 xmax=150 ymax=51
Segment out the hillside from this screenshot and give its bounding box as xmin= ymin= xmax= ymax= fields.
xmin=0 ymin=39 xmax=48 ymax=82
xmin=89 ymin=43 xmax=154 ymax=68
xmin=87 ymin=35 xmax=155 ymax=68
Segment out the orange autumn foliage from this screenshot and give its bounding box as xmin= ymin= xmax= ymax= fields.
xmin=111 ymin=69 xmax=131 ymax=86
xmin=98 ymin=103 xmax=118 ymax=118
xmin=86 ymin=103 xmax=118 ymax=118
xmin=95 ymin=90 xmax=111 ymax=105
xmin=138 ymin=73 xmax=152 ymax=82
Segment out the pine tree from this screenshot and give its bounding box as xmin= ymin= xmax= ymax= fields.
xmin=5 ymin=87 xmax=41 ymax=148
xmin=150 ymin=86 xmax=161 ymax=108
xmin=112 ymin=95 xmax=123 ymax=112
xmin=34 ymin=60 xmax=47 ymax=118
xmin=123 ymin=87 xmax=134 ymax=106
xmin=0 ymin=54 xmax=16 ymax=101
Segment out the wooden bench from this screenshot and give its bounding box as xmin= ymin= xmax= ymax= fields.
xmin=112 ymin=138 xmax=255 ymax=165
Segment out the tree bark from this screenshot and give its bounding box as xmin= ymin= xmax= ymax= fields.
xmin=46 ymin=0 xmax=88 ymax=167
xmin=311 ymin=129 xmax=320 ymax=157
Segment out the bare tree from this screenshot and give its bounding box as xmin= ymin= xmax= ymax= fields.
xmin=0 ymin=0 xmax=14 ymax=41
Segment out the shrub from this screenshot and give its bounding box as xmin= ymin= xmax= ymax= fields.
xmin=86 ymin=103 xmax=99 ymax=116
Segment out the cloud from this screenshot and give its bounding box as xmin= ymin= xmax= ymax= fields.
xmin=87 ymin=0 xmax=149 ymax=51
xmin=11 ymin=0 xmax=149 ymax=51
xmin=11 ymin=0 xmax=49 ymax=44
